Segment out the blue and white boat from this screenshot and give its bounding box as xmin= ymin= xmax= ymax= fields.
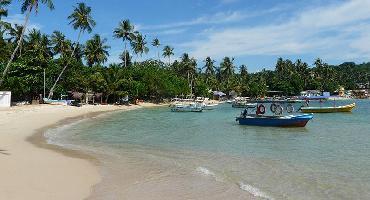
xmin=236 ymin=114 xmax=313 ymax=127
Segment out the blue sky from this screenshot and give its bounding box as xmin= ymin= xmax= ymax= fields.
xmin=4 ymin=0 xmax=370 ymax=72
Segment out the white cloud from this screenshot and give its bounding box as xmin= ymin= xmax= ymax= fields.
xmin=156 ymin=28 xmax=187 ymax=35
xmin=185 ymin=0 xmax=370 ymax=61
xmin=139 ymin=11 xmax=249 ymax=31
xmin=3 ymin=14 xmax=42 ymax=32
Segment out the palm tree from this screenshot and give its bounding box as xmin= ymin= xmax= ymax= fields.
xmin=119 ymin=50 xmax=131 ymax=67
xmin=0 ymin=0 xmax=11 ymax=20
xmin=8 ymin=24 xmax=24 ymax=56
xmin=48 ymin=2 xmax=95 ymax=99
xmin=151 ymin=37 xmax=160 ymax=61
xmin=50 ymin=30 xmax=67 ymax=56
xmin=0 ymin=0 xmax=54 ymax=87
xmin=113 ymin=19 xmax=136 ymax=67
xmin=220 ymin=57 xmax=235 ymax=86
xmin=204 ymin=57 xmax=215 ymax=75
xmin=25 ymin=28 xmax=52 ymax=67
xmin=203 ymin=57 xmax=215 ymax=84
xmin=84 ymin=34 xmax=110 ymax=67
xmin=131 ymin=33 xmax=149 ymax=61
xmin=240 ymin=64 xmax=248 ymax=77
xmin=162 ymin=45 xmax=174 ymax=65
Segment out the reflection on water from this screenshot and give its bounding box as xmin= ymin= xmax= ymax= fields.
xmin=46 ymin=100 xmax=370 ymax=200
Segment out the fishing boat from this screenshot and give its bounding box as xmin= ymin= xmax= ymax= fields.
xmin=171 ymin=103 xmax=203 ymax=112
xmin=300 ymin=103 xmax=355 ymax=113
xmin=236 ymin=103 xmax=313 ymax=127
xmin=236 ymin=114 xmax=313 ymax=127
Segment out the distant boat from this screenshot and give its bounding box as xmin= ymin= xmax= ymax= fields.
xmin=203 ymin=103 xmax=218 ymax=110
xmin=300 ymin=103 xmax=355 ymax=113
xmin=232 ymin=101 xmax=257 ymax=108
xmin=236 ymin=114 xmax=313 ymax=127
xmin=171 ymin=103 xmax=203 ymax=112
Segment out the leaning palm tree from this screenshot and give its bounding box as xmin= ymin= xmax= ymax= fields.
xmin=0 ymin=0 xmax=54 ymax=87
xmin=162 ymin=45 xmax=174 ymax=65
xmin=151 ymin=37 xmax=160 ymax=61
xmin=131 ymin=33 xmax=149 ymax=60
xmin=84 ymin=34 xmax=110 ymax=67
xmin=113 ymin=19 xmax=136 ymax=67
xmin=48 ymin=2 xmax=95 ymax=99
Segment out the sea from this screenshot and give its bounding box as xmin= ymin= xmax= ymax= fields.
xmin=45 ymin=100 xmax=370 ymax=200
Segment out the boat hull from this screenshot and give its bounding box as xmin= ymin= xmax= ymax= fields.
xmin=236 ymin=114 xmax=313 ymax=127
xmin=301 ymin=103 xmax=355 ymax=113
xmin=171 ymin=105 xmax=203 ymax=112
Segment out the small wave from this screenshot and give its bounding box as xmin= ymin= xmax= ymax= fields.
xmin=44 ymin=118 xmax=88 ymax=147
xmin=239 ymin=182 xmax=273 ymax=200
xmin=196 ymin=167 xmax=216 ymax=177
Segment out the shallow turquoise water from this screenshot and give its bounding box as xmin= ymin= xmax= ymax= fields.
xmin=47 ymin=100 xmax=370 ymax=200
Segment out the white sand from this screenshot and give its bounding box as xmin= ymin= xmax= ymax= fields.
xmin=0 ymin=104 xmax=149 ymax=200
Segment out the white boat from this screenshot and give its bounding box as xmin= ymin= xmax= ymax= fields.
xmin=171 ymin=103 xmax=203 ymax=112
xmin=203 ymin=103 xmax=219 ymax=110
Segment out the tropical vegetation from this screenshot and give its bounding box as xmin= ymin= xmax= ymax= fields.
xmin=0 ymin=1 xmax=369 ymax=103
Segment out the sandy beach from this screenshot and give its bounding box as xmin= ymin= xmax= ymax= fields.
xmin=0 ymin=103 xmax=155 ymax=200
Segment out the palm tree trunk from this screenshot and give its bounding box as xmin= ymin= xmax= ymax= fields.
xmin=157 ymin=47 xmax=160 ymax=62
xmin=48 ymin=29 xmax=83 ymax=99
xmin=0 ymin=5 xmax=32 ymax=87
xmin=124 ymin=42 xmax=127 ymax=67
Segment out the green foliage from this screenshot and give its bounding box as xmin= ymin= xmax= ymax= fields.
xmin=0 ymin=2 xmax=369 ymax=102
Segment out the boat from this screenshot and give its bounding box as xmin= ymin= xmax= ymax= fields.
xmin=300 ymin=103 xmax=355 ymax=113
xmin=171 ymin=103 xmax=203 ymax=112
xmin=43 ymin=98 xmax=72 ymax=105
xmin=202 ymin=103 xmax=218 ymax=110
xmin=236 ymin=114 xmax=313 ymax=127
xmin=232 ymin=102 xmax=257 ymax=108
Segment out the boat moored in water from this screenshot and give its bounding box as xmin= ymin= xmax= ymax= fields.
xmin=236 ymin=103 xmax=313 ymax=127
xmin=171 ymin=103 xmax=203 ymax=112
xmin=300 ymin=103 xmax=356 ymax=113
xmin=236 ymin=113 xmax=314 ymax=127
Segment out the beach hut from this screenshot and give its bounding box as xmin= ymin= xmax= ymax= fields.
xmin=0 ymin=91 xmax=11 ymax=107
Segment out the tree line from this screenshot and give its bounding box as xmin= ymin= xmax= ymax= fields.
xmin=0 ymin=0 xmax=369 ymax=102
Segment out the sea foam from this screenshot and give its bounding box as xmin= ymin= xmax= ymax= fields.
xmin=239 ymin=182 xmax=274 ymax=200
xmin=196 ymin=167 xmax=216 ymax=177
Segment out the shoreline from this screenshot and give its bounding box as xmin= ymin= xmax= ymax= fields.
xmin=0 ymin=103 xmax=162 ymax=200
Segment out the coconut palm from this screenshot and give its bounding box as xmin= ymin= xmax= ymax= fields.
xmin=162 ymin=45 xmax=174 ymax=65
xmin=84 ymin=34 xmax=110 ymax=67
xmin=48 ymin=2 xmax=95 ymax=99
xmin=8 ymin=24 xmax=25 ymax=56
xmin=25 ymin=28 xmax=52 ymax=66
xmin=220 ymin=56 xmax=235 ymax=84
xmin=0 ymin=0 xmax=11 ymax=20
xmin=151 ymin=37 xmax=160 ymax=61
xmin=0 ymin=0 xmax=54 ymax=87
xmin=203 ymin=57 xmax=215 ymax=84
xmin=50 ymin=30 xmax=67 ymax=56
xmin=131 ymin=33 xmax=149 ymax=60
xmin=203 ymin=57 xmax=215 ymax=75
xmin=119 ymin=50 xmax=131 ymax=67
xmin=113 ymin=19 xmax=136 ymax=67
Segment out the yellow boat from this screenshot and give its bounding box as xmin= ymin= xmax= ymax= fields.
xmin=301 ymin=103 xmax=356 ymax=113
